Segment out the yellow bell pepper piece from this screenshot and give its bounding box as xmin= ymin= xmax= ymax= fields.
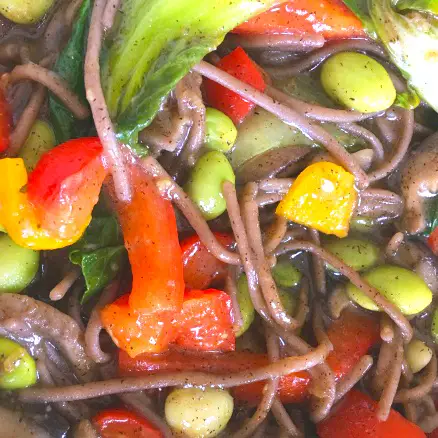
xmin=0 ymin=158 xmax=87 ymax=250
xmin=276 ymin=162 xmax=357 ymax=238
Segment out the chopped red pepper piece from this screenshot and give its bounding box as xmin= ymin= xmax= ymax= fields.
xmin=234 ymin=0 xmax=365 ymax=40
xmin=28 ymin=137 xmax=106 ymax=240
xmin=204 ymin=47 xmax=266 ymax=125
xmin=428 ymin=227 xmax=438 ymax=256
xmin=175 ymin=288 xmax=235 ymax=352
xmin=180 ymin=232 xmax=234 ymax=289
xmin=119 ymin=310 xmax=379 ymax=404
xmin=317 ymin=390 xmax=425 ymax=438
xmin=93 ymin=408 xmax=163 ymax=438
xmin=0 ymin=91 xmax=11 ymax=153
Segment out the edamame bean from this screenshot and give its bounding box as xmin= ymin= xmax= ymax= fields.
xmin=346 ymin=265 xmax=432 ymax=315
xmin=0 ymin=338 xmax=37 ymax=390
xmin=321 ymin=52 xmax=396 ymax=113
xmin=405 ymin=339 xmax=432 ymax=373
xmin=350 ymin=217 xmax=375 ymax=233
xmin=165 ymin=387 xmax=233 ymax=438
xmin=278 ymin=288 xmax=297 ymax=316
xmin=236 ymin=274 xmax=255 ymax=337
xmin=19 ymin=120 xmax=55 ymax=172
xmin=0 ymin=234 xmax=39 ymax=293
xmin=205 ymin=108 xmax=237 ymax=153
xmin=324 ymin=237 xmax=380 ymax=272
xmin=272 ymin=261 xmax=302 ymax=288
xmin=185 ymin=151 xmax=235 ymax=220
xmin=0 ymin=0 xmax=54 ymax=24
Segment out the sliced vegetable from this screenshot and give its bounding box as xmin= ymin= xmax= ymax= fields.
xmin=346 ymin=265 xmax=433 ymax=315
xmin=0 ymin=234 xmax=39 ymax=293
xmin=276 ymin=162 xmax=357 ymax=238
xmin=204 ymin=47 xmax=266 ymax=124
xmin=69 ymin=216 xmax=127 ymax=303
xmin=0 ymin=138 xmax=107 ymax=250
xmin=369 ymin=0 xmax=438 ymax=112
xmin=102 ymin=0 xmax=279 ymax=145
xmin=321 ymin=52 xmax=396 ymax=113
xmin=49 ymin=0 xmax=92 ymax=144
xmin=101 ymin=294 xmax=177 ymax=357
xmin=180 ymin=232 xmax=234 ymax=290
xmin=204 ymin=108 xmax=237 ymax=152
xmin=0 ymin=0 xmax=54 ymax=24
xmin=317 ymin=389 xmax=426 ymax=438
xmin=165 ymin=388 xmax=233 ymax=438
xmin=119 ymin=310 xmax=379 ymax=404
xmin=175 ymin=289 xmax=235 ymax=352
xmin=234 ymin=0 xmax=365 ymax=39
xmin=0 ymin=91 xmax=10 ymax=153
xmin=0 ymin=338 xmax=37 ymax=390
xmin=19 ymin=121 xmax=56 ymax=172
xmin=185 ymin=151 xmax=236 ymax=221
xmin=93 ymin=408 xmax=163 ymax=438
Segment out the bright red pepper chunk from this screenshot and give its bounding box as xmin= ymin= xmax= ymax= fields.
xmin=204 ymin=47 xmax=266 ymax=125
xmin=317 ymin=390 xmax=425 ymax=438
xmin=93 ymin=408 xmax=163 ymax=438
xmin=175 ymin=288 xmax=235 ymax=352
xmin=234 ymin=0 xmax=365 ymax=39
xmin=180 ymin=232 xmax=234 ymax=290
xmin=0 ymin=91 xmax=11 ymax=153
xmin=428 ymin=227 xmax=438 ymax=256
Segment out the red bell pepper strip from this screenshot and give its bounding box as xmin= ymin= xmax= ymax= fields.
xmin=180 ymin=233 xmax=234 ymax=289
xmin=204 ymin=47 xmax=266 ymax=125
xmin=112 ymin=163 xmax=185 ymax=314
xmin=119 ymin=310 xmax=379 ymax=404
xmin=317 ymin=389 xmax=425 ymax=438
xmin=0 ymin=91 xmax=11 ymax=153
xmin=234 ymin=0 xmax=365 ymax=40
xmin=0 ymin=138 xmax=107 ymax=249
xmin=101 ymin=163 xmax=185 ymax=356
xmin=93 ymin=408 xmax=163 ymax=438
xmin=175 ymin=288 xmax=235 ymax=352
xmin=428 ymin=227 xmax=438 ymax=256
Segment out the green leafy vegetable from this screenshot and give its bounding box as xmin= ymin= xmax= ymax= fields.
xmin=424 ymin=197 xmax=438 ymax=236
xmin=369 ymin=0 xmax=438 ymax=112
xmin=69 ymin=216 xmax=127 ymax=303
xmin=49 ymin=0 xmax=92 ymax=144
xmin=342 ymin=0 xmax=377 ymax=37
xmin=396 ymin=0 xmax=438 ymax=15
xmin=394 ymin=88 xmax=421 ymax=109
xmin=101 ymin=0 xmax=280 ymax=146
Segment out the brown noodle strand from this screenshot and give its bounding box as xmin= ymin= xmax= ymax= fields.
xmin=242 ymin=182 xmax=300 ymax=330
xmin=312 ymin=305 xmax=332 ymax=349
xmin=101 ymin=0 xmax=121 ymax=30
xmin=226 ymin=34 xmax=325 ymax=51
xmin=225 ymin=267 xmax=244 ymax=334
xmin=68 ymin=286 xmax=85 ymax=332
xmin=85 ymin=0 xmax=131 ymax=202
xmin=264 ymin=216 xmax=289 ymax=255
xmin=258 ymin=178 xmax=293 ymax=194
xmin=380 ymin=313 xmax=395 ymax=343
xmin=193 ymin=61 xmax=369 ymax=189
xmin=385 ymin=232 xmax=404 ymax=259
xmin=276 ymin=241 xmax=413 ymax=342
xmin=377 ymin=329 xmax=404 ymax=421
xmin=335 ymin=355 xmax=373 ymax=402
xmin=328 ymin=286 xmax=351 ymax=319
xmin=18 ymin=343 xmax=330 ymax=402
xmin=49 ymin=269 xmax=81 ymax=301
xmin=394 ymin=352 xmax=437 ymax=403
xmin=294 ymin=278 xmax=310 ymax=329
xmin=368 ymin=109 xmax=415 ymax=182
xmin=9 ymin=63 xmax=89 ymax=119
xmin=272 ymin=398 xmax=303 ymax=438
xmin=141 ymin=156 xmax=241 ymax=265
xmin=7 ymin=85 xmax=46 ymax=156
xmin=309 ymin=229 xmax=327 ymax=296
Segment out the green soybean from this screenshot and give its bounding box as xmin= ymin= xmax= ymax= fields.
xmin=272 ymin=261 xmax=302 ymax=288
xmin=346 ymin=265 xmax=432 ymax=315
xmin=321 ymin=52 xmax=396 ymax=113
xmin=405 ymin=339 xmax=432 ymax=373
xmin=324 ymin=237 xmax=380 ymax=272
xmin=0 ymin=0 xmax=54 ymax=24
xmin=278 ymin=288 xmax=297 ymax=316
xmin=236 ymin=274 xmax=255 ymax=337
xmin=185 ymin=151 xmax=235 ymax=220
xmin=0 ymin=338 xmax=37 ymax=390
xmin=19 ymin=120 xmax=56 ymax=172
xmin=350 ymin=217 xmax=375 ymax=233
xmin=204 ymin=108 xmax=237 ymax=153
xmin=0 ymin=234 xmax=39 ymax=293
